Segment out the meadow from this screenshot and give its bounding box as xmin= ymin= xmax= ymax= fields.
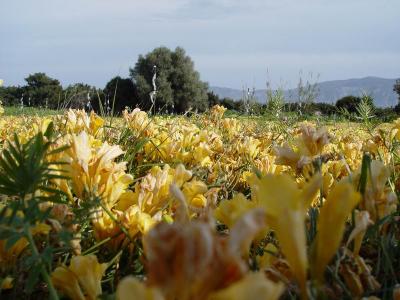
xmin=0 ymin=105 xmax=399 ymax=299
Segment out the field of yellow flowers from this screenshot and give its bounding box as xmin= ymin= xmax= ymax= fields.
xmin=0 ymin=105 xmax=399 ymax=299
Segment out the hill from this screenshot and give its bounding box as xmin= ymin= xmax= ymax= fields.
xmin=210 ymin=76 xmax=398 ymax=107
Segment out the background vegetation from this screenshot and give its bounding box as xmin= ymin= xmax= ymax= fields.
xmin=1 ymin=46 xmax=400 ymax=120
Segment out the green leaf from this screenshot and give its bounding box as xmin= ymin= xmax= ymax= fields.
xmin=5 ymin=232 xmax=24 ymax=251
xmin=25 ymin=261 xmax=42 ymax=292
xmin=358 ymin=153 xmax=371 ymax=195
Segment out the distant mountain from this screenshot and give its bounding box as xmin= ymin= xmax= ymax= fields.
xmin=210 ymin=77 xmax=399 ymax=107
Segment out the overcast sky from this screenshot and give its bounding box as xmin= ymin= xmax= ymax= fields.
xmin=1 ymin=0 xmax=399 ymax=89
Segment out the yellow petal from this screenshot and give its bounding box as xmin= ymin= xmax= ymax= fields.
xmin=1 ymin=276 xmax=14 ymax=290
xmin=116 ymin=276 xmax=164 ymax=300
xmin=313 ymin=181 xmax=361 ymax=281
xmin=69 ymin=255 xmax=107 ymax=300
xmin=300 ymin=174 xmax=322 ymax=210
xmin=51 ymin=266 xmax=86 ymax=300
xmin=190 ymin=194 xmax=208 ymax=208
xmin=255 ymin=174 xmax=308 ymax=295
xmin=208 ymin=273 xmax=284 ymax=300
xmin=346 ymin=210 xmax=373 ymax=255
xmin=214 ymin=193 xmax=255 ymax=228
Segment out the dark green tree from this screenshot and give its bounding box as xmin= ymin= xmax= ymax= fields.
xmin=130 ymin=47 xmax=208 ymax=113
xmin=393 ymin=79 xmax=400 ymax=113
xmin=220 ymin=97 xmax=238 ymax=111
xmin=0 ymin=85 xmax=24 ymax=106
xmin=103 ymin=76 xmax=139 ymax=113
xmin=207 ymin=91 xmax=220 ymax=107
xmin=63 ymin=83 xmax=97 ymax=109
xmin=24 ymin=73 xmax=63 ymax=108
xmin=394 ymin=79 xmax=400 ymax=102
xmin=335 ymin=95 xmax=362 ymax=113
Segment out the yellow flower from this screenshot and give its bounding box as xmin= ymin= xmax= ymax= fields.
xmin=51 ymin=255 xmax=107 ymax=300
xmin=193 ymin=142 xmax=213 ymax=166
xmin=123 ymin=108 xmax=154 ymax=136
xmin=390 ymin=118 xmax=400 ymax=140
xmin=0 ymin=276 xmax=13 ymax=290
xmin=173 ymin=164 xmax=193 ymax=187
xmin=64 ymin=109 xmax=104 ymax=136
xmin=209 ymin=105 xmax=226 ymax=121
xmin=62 ymin=131 xmax=132 ymax=208
xmin=312 ymin=180 xmax=361 ymax=281
xmin=190 ymin=194 xmax=208 ymax=208
xmin=182 ymin=179 xmax=208 ymax=208
xmin=116 ymin=276 xmax=164 ymax=300
xmin=355 ymin=160 xmax=396 ymax=221
xmin=52 ymin=266 xmax=86 ymax=300
xmin=89 ymin=111 xmax=104 ymax=136
xmin=69 ymin=255 xmax=108 ymax=299
xmin=143 ymin=204 xmax=266 ymax=300
xmin=254 ymin=174 xmax=321 ymax=296
xmin=221 ymin=118 xmax=241 ymax=138
xmin=122 ymin=206 xmax=157 ymax=237
xmin=273 ymin=143 xmax=303 ymax=170
xmin=237 ymin=137 xmax=261 ymax=160
xmin=346 ymin=210 xmax=373 ymax=255
xmin=296 ymin=125 xmax=330 ymax=157
xmin=132 ymin=165 xmax=174 ymax=215
xmin=208 ymin=272 xmax=284 ymax=300
xmin=214 ymin=193 xmax=255 ymax=228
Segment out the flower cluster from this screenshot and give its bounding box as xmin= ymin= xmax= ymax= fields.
xmin=0 ymin=106 xmax=399 ymax=299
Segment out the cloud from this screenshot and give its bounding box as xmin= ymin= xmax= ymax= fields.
xmin=1 ymin=0 xmax=399 ymax=88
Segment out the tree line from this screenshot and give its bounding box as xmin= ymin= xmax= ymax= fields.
xmin=1 ymin=46 xmax=400 ymax=116
xmin=0 ymin=47 xmax=213 ymax=114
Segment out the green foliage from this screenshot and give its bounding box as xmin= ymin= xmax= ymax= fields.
xmin=336 ymin=93 xmax=377 ymax=125
xmin=103 ymin=76 xmax=139 ymax=113
xmin=394 ymin=79 xmax=400 ymax=102
xmin=356 ymin=93 xmax=375 ymax=122
xmin=0 ymin=127 xmax=67 ymax=198
xmin=0 ymin=85 xmax=24 ymax=106
xmin=3 ymin=106 xmax=63 ymax=116
xmin=207 ymin=91 xmax=220 ymax=107
xmin=219 ymin=97 xmax=238 ymax=111
xmin=62 ymin=83 xmax=97 ymax=109
xmin=296 ymin=72 xmax=320 ymax=114
xmin=0 ymin=124 xmax=69 ymax=299
xmin=266 ymin=88 xmax=285 ymax=117
xmin=24 ymin=73 xmax=63 ymax=109
xmin=283 ymin=102 xmax=336 ymax=116
xmin=130 ymin=46 xmax=209 ymax=113
xmin=336 ymin=95 xmax=362 ymax=113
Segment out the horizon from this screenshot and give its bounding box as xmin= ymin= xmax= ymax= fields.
xmin=1 ymin=74 xmax=399 ymax=91
xmin=1 ymin=1 xmax=400 ymax=89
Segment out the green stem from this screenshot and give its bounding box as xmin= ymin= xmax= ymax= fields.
xmin=25 ymin=224 xmax=59 ymax=300
xmin=99 ymin=202 xmax=135 ymax=244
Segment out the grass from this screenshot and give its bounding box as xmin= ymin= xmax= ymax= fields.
xmin=3 ymin=106 xmax=64 ymax=116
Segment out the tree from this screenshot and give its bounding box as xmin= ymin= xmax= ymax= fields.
xmin=103 ymin=76 xmax=139 ymax=113
xmin=335 ymin=95 xmax=362 ymax=113
xmin=220 ymin=97 xmax=238 ymax=111
xmin=393 ymin=79 xmax=400 ymax=113
xmin=24 ymin=73 xmax=62 ymax=108
xmin=0 ymin=85 xmax=24 ymax=106
xmin=207 ymin=91 xmax=220 ymax=107
xmin=130 ymin=47 xmax=208 ymax=113
xmin=63 ymin=83 xmax=97 ymax=109
xmin=394 ymin=79 xmax=400 ymax=102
